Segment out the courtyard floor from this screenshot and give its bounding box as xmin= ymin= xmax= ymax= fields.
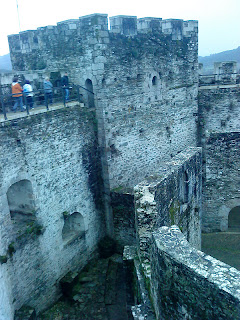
xmin=202 ymin=230 xmax=240 ymax=271
xmin=38 ymin=254 xmax=131 ymax=320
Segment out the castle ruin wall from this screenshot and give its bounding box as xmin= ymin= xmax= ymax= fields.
xmin=3 ymin=11 xmax=240 ymax=318
xmin=0 ymin=106 xmax=105 ymax=318
xmin=8 ymin=14 xmax=199 ymax=191
xmin=198 ymin=86 xmax=240 ymax=147
xmin=203 ymin=132 xmax=240 ymax=232
xmin=198 ymin=85 xmax=240 ymax=231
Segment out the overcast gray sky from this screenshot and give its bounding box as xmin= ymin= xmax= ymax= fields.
xmin=0 ymin=0 xmax=239 ymax=57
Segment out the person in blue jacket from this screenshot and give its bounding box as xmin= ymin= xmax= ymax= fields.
xmin=43 ymin=77 xmax=53 ymax=109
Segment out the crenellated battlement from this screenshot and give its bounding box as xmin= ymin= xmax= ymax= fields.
xmin=79 ymin=14 xmax=108 ymax=31
xmin=8 ymin=13 xmax=198 ymax=40
xmin=109 ymin=15 xmax=138 ymax=35
xmin=8 ymin=13 xmax=198 ymax=69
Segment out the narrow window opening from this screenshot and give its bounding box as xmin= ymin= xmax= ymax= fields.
xmin=183 ymin=171 xmax=189 ymax=203
xmin=85 ymin=79 xmax=95 ymax=108
xmin=152 ymin=76 xmax=157 ymax=86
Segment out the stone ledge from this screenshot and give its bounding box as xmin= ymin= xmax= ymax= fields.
xmin=151 ymin=225 xmax=240 ymax=319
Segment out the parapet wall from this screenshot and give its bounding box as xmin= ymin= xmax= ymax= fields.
xmin=134 ymin=147 xmax=202 ymax=274
xmin=151 ymin=225 xmax=240 ymax=320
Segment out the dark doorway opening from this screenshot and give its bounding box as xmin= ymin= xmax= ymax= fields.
xmin=85 ymin=79 xmax=95 ymax=108
xmin=228 ymin=206 xmax=240 ymax=231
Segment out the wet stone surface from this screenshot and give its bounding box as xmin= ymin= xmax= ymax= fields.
xmin=39 ymin=254 xmax=130 ymax=320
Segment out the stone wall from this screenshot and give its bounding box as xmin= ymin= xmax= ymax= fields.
xmin=8 ymin=14 xmax=199 ymax=191
xmin=98 ymin=16 xmax=198 ymax=190
xmin=198 ymin=85 xmax=240 ymax=231
xmin=151 ymin=225 xmax=240 ymax=320
xmin=203 ymin=132 xmax=240 ymax=231
xmin=134 ymin=147 xmax=202 ymax=274
xmin=198 ymin=86 xmax=240 ymax=148
xmin=0 ymin=105 xmax=105 ymax=319
xmin=110 ymin=192 xmax=136 ymax=247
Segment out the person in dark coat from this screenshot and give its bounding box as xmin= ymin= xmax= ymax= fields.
xmin=61 ymin=72 xmax=69 ymax=102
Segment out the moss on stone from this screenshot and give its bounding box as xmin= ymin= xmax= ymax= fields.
xmin=169 ymin=200 xmax=180 ymax=225
xmin=16 ymin=221 xmax=44 ymax=241
xmin=25 ymin=222 xmax=43 ymax=236
xmin=7 ymin=242 xmax=15 ymax=257
xmin=14 ymin=305 xmax=36 ymax=320
xmin=63 ymin=211 xmax=70 ymax=219
xmin=0 ymin=255 xmax=8 ymax=264
xmin=111 ymin=186 xmax=124 ymax=193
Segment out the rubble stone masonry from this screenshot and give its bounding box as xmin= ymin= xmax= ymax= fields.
xmin=0 ymin=105 xmax=105 ymax=318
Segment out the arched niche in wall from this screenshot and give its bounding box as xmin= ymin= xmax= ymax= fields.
xmin=62 ymin=212 xmax=85 ymax=244
xmin=228 ymin=206 xmax=240 ymax=231
xmin=7 ymin=179 xmax=36 ymax=224
xmin=218 ymin=199 xmax=240 ymax=232
xmin=85 ymin=79 xmax=95 ymax=108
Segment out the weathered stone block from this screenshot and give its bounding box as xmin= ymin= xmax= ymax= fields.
xmin=151 ymin=225 xmax=240 ymax=320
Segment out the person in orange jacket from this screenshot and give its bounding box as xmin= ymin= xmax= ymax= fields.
xmin=12 ymin=76 xmax=24 ymax=112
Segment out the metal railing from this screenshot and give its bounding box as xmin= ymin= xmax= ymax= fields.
xmin=0 ymin=84 xmax=94 ymax=121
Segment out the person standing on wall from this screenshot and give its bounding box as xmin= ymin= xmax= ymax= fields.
xmin=12 ymin=76 xmax=24 ymax=112
xmin=23 ymin=80 xmax=34 ymax=110
xmin=61 ymin=72 xmax=69 ymax=104
xmin=43 ymin=77 xmax=53 ymax=110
